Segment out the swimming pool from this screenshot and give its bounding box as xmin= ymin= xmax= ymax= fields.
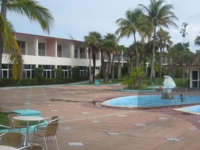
xmin=101 ymin=95 xmax=200 ymax=108
xmin=174 ymin=105 xmax=200 ymax=115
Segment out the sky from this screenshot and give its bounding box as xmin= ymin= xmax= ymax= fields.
xmin=7 ymin=0 xmax=200 ymax=52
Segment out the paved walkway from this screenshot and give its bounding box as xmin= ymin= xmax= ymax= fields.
xmin=0 ymin=84 xmax=200 ymax=150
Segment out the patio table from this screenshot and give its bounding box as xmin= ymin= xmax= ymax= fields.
xmin=12 ymin=116 xmax=44 ymax=146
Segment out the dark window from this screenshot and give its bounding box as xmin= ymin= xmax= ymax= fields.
xmin=192 ymin=71 xmax=198 ymax=80
xmin=192 ymin=81 xmax=198 ymax=87
xmin=38 ymin=43 xmax=45 ymax=56
xmin=57 ymin=45 xmax=62 ymax=57
xmin=17 ymin=41 xmax=26 ymax=55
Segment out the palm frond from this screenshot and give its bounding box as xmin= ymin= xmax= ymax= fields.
xmin=8 ymin=0 xmax=54 ymax=33
xmin=0 ymin=15 xmax=23 ymax=80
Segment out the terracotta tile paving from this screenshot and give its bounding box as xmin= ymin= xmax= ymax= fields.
xmin=0 ymin=84 xmax=200 ymax=150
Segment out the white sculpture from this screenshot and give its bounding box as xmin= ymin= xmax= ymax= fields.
xmin=163 ymin=75 xmax=176 ymax=89
xmin=162 ymin=75 xmax=176 ymax=99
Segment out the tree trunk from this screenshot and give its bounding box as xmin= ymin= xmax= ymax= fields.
xmin=117 ymin=55 xmax=120 ymax=79
xmin=0 ymin=0 xmax=8 ymax=79
xmin=89 ymin=48 xmax=92 ymax=83
xmin=130 ymin=55 xmax=133 ymax=71
xmin=159 ymin=47 xmax=163 ymax=84
xmin=105 ymin=51 xmax=111 ymax=83
xmin=133 ymin=33 xmax=139 ymax=67
xmin=150 ymin=27 xmax=157 ymax=84
xmin=92 ymin=50 xmax=96 ymax=82
xmin=111 ymin=53 xmax=115 ymax=82
xmin=100 ymin=50 xmax=105 ymax=81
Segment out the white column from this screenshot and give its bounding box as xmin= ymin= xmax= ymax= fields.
xmin=86 ymin=47 xmax=89 ymax=59
xmin=55 ymin=40 xmax=57 ymax=69
xmin=71 ymin=41 xmax=75 ymax=67
xmin=35 ymin=37 xmax=38 ymax=67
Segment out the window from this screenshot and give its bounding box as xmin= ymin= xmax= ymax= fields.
xmin=192 ymin=71 xmax=198 ymax=80
xmin=17 ymin=41 xmax=26 ymax=55
xmin=38 ymin=43 xmax=45 ymax=56
xmin=80 ymin=48 xmax=86 ymax=59
xmin=39 ymin=65 xmax=54 ymax=78
xmin=23 ymin=65 xmax=35 ymax=78
xmin=57 ymin=45 xmax=62 ymax=57
xmin=57 ymin=66 xmax=71 ymax=77
xmin=1 ymin=64 xmax=12 ymax=78
xmin=74 ymin=47 xmax=78 ymax=58
xmin=79 ymin=66 xmax=88 ymax=76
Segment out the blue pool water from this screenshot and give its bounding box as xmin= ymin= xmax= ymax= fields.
xmin=103 ymin=95 xmax=200 ymax=108
xmin=180 ymin=105 xmax=200 ymax=113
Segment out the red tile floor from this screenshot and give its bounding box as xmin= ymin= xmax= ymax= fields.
xmin=0 ymin=84 xmax=200 ymax=150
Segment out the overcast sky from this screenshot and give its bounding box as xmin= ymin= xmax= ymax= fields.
xmin=7 ymin=0 xmax=200 ymax=52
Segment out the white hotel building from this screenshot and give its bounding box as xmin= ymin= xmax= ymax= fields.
xmin=2 ymin=32 xmax=200 ymax=88
xmin=2 ymin=32 xmax=102 ymax=79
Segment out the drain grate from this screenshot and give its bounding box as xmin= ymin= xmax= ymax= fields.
xmin=107 ymin=132 xmax=120 ymax=135
xmin=68 ymin=142 xmax=84 ymax=146
xmin=117 ymin=115 xmax=126 ymax=117
xmin=166 ymin=138 xmax=181 ymax=142
xmin=93 ymin=120 xmax=102 ymax=123
xmin=60 ymin=127 xmax=71 ymax=130
xmin=158 ymin=117 xmax=167 ymax=120
xmin=136 ymin=124 xmax=146 ymax=127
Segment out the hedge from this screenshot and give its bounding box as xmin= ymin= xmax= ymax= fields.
xmin=0 ymin=76 xmax=87 ymax=87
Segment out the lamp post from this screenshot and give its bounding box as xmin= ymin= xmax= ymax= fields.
xmin=180 ymin=22 xmax=188 ymax=84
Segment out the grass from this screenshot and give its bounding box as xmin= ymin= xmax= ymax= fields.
xmin=0 ymin=112 xmax=41 ymax=129
xmin=76 ymin=79 xmax=122 ymax=85
xmin=76 ymin=77 xmax=189 ymax=88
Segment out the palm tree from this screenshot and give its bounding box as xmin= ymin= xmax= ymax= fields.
xmin=156 ymin=28 xmax=172 ymax=84
xmin=84 ymin=35 xmax=98 ymax=83
xmin=117 ymin=45 xmax=126 ymax=79
xmin=195 ymin=35 xmax=200 ymax=46
xmin=115 ymin=8 xmax=144 ymax=67
xmin=139 ymin=0 xmax=178 ymax=84
xmin=104 ymin=33 xmax=118 ymax=82
xmin=0 ymin=0 xmax=54 ymax=80
xmin=101 ymin=38 xmax=116 ymax=83
xmin=87 ymin=32 xmax=102 ymax=81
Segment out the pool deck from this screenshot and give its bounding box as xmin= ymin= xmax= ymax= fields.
xmin=0 ymin=84 xmax=200 ymax=150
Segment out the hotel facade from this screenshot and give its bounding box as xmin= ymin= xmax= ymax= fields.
xmin=2 ymin=32 xmax=102 ymax=79
xmin=2 ymin=32 xmax=200 ymax=88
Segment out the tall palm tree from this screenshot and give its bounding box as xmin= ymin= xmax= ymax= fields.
xmin=117 ymin=45 xmax=126 ymax=79
xmin=195 ymin=35 xmax=200 ymax=46
xmin=87 ymin=32 xmax=102 ymax=81
xmin=115 ymin=8 xmax=144 ymax=67
xmin=0 ymin=0 xmax=54 ymax=80
xmin=139 ymin=0 xmax=178 ymax=84
xmin=104 ymin=33 xmax=118 ymax=82
xmin=84 ymin=35 xmax=98 ymax=83
xmin=156 ymin=28 xmax=172 ymax=83
xmin=101 ymin=38 xmax=116 ymax=83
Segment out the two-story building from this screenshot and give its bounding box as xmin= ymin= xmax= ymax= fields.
xmin=2 ymin=32 xmax=101 ymax=79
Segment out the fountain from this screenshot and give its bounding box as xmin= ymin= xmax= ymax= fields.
xmin=162 ymin=75 xmax=176 ymax=99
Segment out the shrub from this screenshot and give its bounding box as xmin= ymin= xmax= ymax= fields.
xmin=122 ymin=75 xmax=133 ymax=88
xmin=72 ymin=67 xmax=80 ymax=82
xmin=34 ymin=68 xmax=43 ymax=84
xmin=40 ymin=78 xmax=55 ymax=85
xmin=122 ymin=66 xmax=129 ymax=77
xmin=0 ymin=78 xmax=16 ymax=87
xmin=61 ymin=77 xmax=73 ymax=83
xmin=55 ymin=68 xmax=62 ymax=84
xmin=18 ymin=78 xmax=38 ymax=86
